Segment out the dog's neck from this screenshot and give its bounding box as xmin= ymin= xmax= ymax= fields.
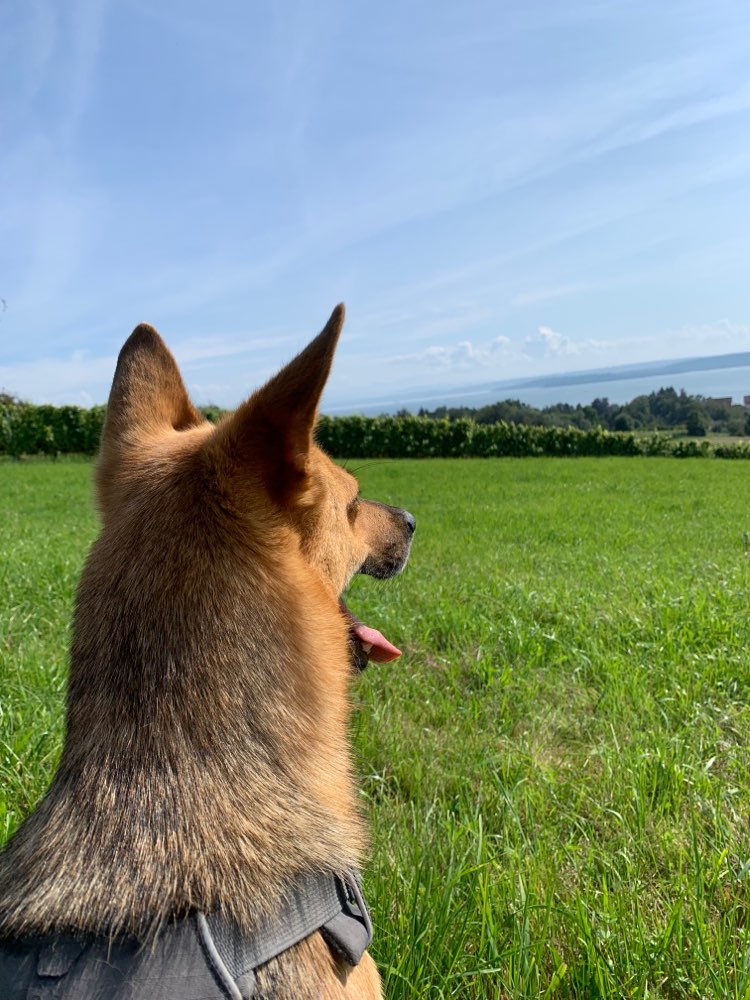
xmin=0 ymin=527 xmax=364 ymax=939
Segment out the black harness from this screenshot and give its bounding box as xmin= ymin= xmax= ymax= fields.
xmin=0 ymin=871 xmax=372 ymax=999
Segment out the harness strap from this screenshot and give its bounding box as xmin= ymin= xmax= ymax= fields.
xmin=0 ymin=871 xmax=373 ymax=1000
xmin=198 ymin=871 xmax=372 ymax=998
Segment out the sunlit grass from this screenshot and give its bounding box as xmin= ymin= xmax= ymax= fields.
xmin=0 ymin=460 xmax=97 ymax=838
xmin=349 ymin=458 xmax=750 ymax=998
xmin=2 ymin=457 xmax=750 ymax=997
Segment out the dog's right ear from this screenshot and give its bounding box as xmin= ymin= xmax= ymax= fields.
xmin=101 ymin=324 xmax=201 ymax=449
xmin=213 ymin=305 xmax=345 ymax=504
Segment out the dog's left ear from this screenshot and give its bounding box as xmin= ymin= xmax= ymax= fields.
xmin=102 ymin=324 xmax=202 ymax=448
xmin=217 ymin=304 xmax=345 ymax=500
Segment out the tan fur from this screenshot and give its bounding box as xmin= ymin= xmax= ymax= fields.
xmin=253 ymin=934 xmax=383 ymax=999
xmin=0 ymin=305 xmax=414 ymax=998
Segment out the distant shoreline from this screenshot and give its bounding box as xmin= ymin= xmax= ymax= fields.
xmin=327 ymin=355 xmax=750 ymax=415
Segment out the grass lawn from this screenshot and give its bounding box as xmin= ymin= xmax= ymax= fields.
xmin=2 ymin=457 xmax=750 ymax=997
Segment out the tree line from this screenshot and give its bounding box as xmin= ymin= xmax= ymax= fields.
xmin=415 ymin=386 xmax=750 ymax=437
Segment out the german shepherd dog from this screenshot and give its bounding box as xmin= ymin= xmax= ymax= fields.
xmin=0 ymin=305 xmax=414 ymax=998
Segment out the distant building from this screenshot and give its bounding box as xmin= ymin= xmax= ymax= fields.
xmin=705 ymin=396 xmax=733 ymax=408
xmin=744 ymin=395 xmax=750 ymax=409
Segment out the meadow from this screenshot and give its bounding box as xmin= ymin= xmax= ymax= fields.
xmin=2 ymin=457 xmax=750 ymax=998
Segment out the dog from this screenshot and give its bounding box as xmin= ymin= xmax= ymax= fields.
xmin=0 ymin=304 xmax=415 ymax=999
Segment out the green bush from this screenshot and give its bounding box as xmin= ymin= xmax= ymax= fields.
xmin=0 ymin=403 xmax=106 ymax=458
xmin=315 ymin=415 xmax=728 ymax=460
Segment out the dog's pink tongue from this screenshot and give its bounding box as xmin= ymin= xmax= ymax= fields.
xmin=351 ymin=622 xmax=402 ymax=663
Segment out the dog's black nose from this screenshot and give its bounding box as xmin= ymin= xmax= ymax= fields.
xmin=403 ymin=510 xmax=416 ymax=535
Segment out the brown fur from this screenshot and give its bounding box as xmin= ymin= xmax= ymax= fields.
xmin=0 ymin=305 xmax=414 ymax=997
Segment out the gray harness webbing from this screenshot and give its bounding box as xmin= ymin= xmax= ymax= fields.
xmin=0 ymin=871 xmax=372 ymax=1000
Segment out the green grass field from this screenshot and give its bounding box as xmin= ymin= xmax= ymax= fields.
xmin=2 ymin=457 xmax=750 ymax=998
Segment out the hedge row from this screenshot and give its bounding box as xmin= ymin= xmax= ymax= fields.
xmin=2 ymin=404 xmax=750 ymax=460
xmin=315 ymin=415 xmax=750 ymax=459
xmin=1 ymin=404 xmax=107 ymax=458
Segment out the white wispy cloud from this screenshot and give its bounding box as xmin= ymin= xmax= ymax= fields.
xmin=418 ymin=338 xmax=510 ymax=369
xmin=0 ymin=352 xmax=117 ymax=406
xmin=1 ymin=0 xmax=110 ymax=336
xmin=657 ymin=319 xmax=750 ymax=357
xmin=511 ymin=284 xmax=595 ymax=307
xmin=62 ymin=0 xmax=109 ymax=146
xmin=0 ymin=331 xmax=300 ymax=405
xmin=523 ymin=327 xmax=578 ymax=359
xmin=389 ymin=319 xmax=750 ymax=380
xmin=394 ymin=326 xmax=606 ymax=371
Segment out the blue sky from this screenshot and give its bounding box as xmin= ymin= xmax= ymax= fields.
xmin=2 ymin=0 xmax=750 ymax=409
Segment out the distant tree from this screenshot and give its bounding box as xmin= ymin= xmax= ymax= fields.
xmin=685 ymin=409 xmax=708 ymax=437
xmin=582 ymin=405 xmax=600 ymax=427
xmin=626 ymin=394 xmax=651 ymax=428
xmin=591 ymin=397 xmax=611 ymax=418
xmin=413 ymin=383 xmax=743 ymax=436
xmin=706 ymin=399 xmax=731 ymax=420
xmin=726 ymin=415 xmax=746 ymax=437
xmin=613 ymin=412 xmax=634 ymax=432
xmin=649 ymin=387 xmax=681 ymax=426
xmin=198 ymin=405 xmax=225 ymax=424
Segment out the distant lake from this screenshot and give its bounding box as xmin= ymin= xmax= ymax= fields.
xmin=339 ymin=362 xmax=750 ymax=414
xmin=497 ymin=365 xmax=750 ymax=410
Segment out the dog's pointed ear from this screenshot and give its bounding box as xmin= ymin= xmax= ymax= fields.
xmin=217 ymin=304 xmax=345 ymax=500
xmin=102 ymin=324 xmax=201 ymax=447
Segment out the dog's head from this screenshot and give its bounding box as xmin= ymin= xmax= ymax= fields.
xmin=95 ymin=304 xmax=414 ymax=672
xmin=1 ymin=306 xmax=414 ymax=939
